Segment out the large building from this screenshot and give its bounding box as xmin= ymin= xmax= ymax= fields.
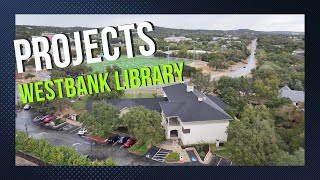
xmin=88 ymin=83 xmax=233 ymax=145
xmin=160 ymin=83 xmax=232 ymax=145
xmin=164 ymin=36 xmax=192 ymax=43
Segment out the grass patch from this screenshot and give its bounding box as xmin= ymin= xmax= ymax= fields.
xmin=165 ymin=152 xmax=180 ymax=162
xmin=87 ymin=56 xmax=191 ymax=73
xmin=70 ymin=96 xmax=89 ymax=113
xmin=129 ymin=143 xmax=149 ymax=155
xmin=210 ymin=145 xmax=232 ymax=160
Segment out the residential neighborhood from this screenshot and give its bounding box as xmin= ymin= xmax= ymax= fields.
xmin=15 ymin=15 xmax=305 ymax=166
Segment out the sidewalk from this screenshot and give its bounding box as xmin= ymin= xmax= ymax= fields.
xmin=15 ymin=156 xmax=38 ymax=166
xmin=157 ymin=140 xmax=191 ymax=162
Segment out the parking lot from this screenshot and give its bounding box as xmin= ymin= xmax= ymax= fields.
xmin=209 ymin=155 xmax=233 ymax=166
xmin=59 ymin=123 xmax=82 ymax=135
xmin=145 ymin=146 xmax=171 ymax=163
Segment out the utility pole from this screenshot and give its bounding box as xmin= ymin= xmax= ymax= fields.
xmin=166 ymin=46 xmax=170 ymax=64
xmin=25 ymin=123 xmax=28 ymax=137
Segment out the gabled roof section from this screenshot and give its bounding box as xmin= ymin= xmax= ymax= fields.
xmin=161 ymin=83 xmax=232 ymax=122
xmin=279 ymin=88 xmax=305 ymax=102
xmin=107 ymin=97 xmax=167 ymax=112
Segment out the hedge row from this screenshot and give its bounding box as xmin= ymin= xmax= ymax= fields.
xmin=16 ymin=131 xmax=117 ymax=166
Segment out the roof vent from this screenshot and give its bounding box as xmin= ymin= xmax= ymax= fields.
xmin=187 ymin=83 xmax=194 ymax=92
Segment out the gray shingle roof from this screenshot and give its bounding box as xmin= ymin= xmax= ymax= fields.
xmin=279 ymin=89 xmax=305 ymax=102
xmin=107 ymin=97 xmax=167 ymax=112
xmin=86 ymin=97 xmax=167 ymax=113
xmin=161 ymin=83 xmax=232 ymax=122
xmin=86 ymin=83 xmax=232 ymax=122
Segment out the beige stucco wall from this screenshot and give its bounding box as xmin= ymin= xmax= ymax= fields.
xmin=180 ymin=120 xmax=229 ymax=145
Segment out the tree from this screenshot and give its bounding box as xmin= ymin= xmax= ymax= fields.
xmin=227 ymin=105 xmax=281 ymax=165
xmin=79 ymin=103 xmax=120 ymax=138
xmin=190 ymin=71 xmax=213 ymax=94
xmin=275 ymin=148 xmax=304 ymax=166
xmin=30 ymin=84 xmax=70 ymax=114
xmin=90 ymin=65 xmax=124 ymax=100
xmin=293 ymin=79 xmax=304 ymax=91
xmin=120 ymin=106 xmax=165 ymax=146
xmin=24 ymin=73 xmax=35 ymax=80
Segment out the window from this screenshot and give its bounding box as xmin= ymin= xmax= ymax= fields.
xmin=182 ymin=127 xmax=190 ymax=134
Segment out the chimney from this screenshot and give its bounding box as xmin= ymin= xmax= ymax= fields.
xmin=187 ymin=83 xmax=194 ymax=92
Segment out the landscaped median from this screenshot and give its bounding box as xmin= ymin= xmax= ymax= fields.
xmin=16 ymin=131 xmax=117 ymax=166
xmin=128 ymin=143 xmax=149 ymax=155
xmin=165 ymin=152 xmax=180 ymax=163
xmin=185 ymin=144 xmax=212 ymax=164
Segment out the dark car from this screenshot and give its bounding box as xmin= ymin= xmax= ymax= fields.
xmin=117 ymin=136 xmax=130 ymax=145
xmin=107 ymin=135 xmax=120 ymax=144
xmin=39 ymin=115 xmax=49 ymax=121
xmin=124 ymin=138 xmax=136 ymax=148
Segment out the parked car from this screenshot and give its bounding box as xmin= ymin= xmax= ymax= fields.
xmin=123 ymin=138 xmax=136 ymax=148
xmin=23 ymin=104 xmax=31 ymax=110
xmin=107 ymin=135 xmax=120 ymax=144
xmin=117 ymin=136 xmax=130 ymax=145
xmin=43 ymin=116 xmax=57 ymax=123
xmin=78 ymin=128 xmax=88 ymax=136
xmin=39 ymin=115 xmax=49 ymax=121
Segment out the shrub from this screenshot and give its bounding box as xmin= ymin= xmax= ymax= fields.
xmin=16 ymin=131 xmax=117 ymax=166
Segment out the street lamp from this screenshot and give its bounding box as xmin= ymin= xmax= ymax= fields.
xmin=25 ymin=123 xmax=29 ymax=137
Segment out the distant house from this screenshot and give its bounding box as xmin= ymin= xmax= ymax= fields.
xmin=187 ymin=50 xmax=211 ymax=54
xmin=164 ymin=36 xmax=192 ymax=43
xmin=88 ymin=83 xmax=232 ymax=145
xmin=292 ymin=49 xmax=305 ymax=55
xmin=278 ymin=86 xmax=305 ymax=106
xmin=41 ymin=32 xmax=55 ymax=41
xmin=212 ymin=37 xmax=221 ymax=41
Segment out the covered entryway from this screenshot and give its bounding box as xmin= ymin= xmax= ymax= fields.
xmin=170 ymin=130 xmax=178 ymax=138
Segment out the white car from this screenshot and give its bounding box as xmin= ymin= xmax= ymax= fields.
xmin=78 ymin=128 xmax=88 ymax=136
xmin=23 ymin=104 xmax=31 ymax=110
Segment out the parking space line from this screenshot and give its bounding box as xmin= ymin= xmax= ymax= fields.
xmin=120 ymin=145 xmax=124 ymax=148
xmin=217 ymin=158 xmax=222 ymax=166
xmin=112 ymin=142 xmax=118 ymax=146
xmin=69 ymin=127 xmax=81 ymax=133
xmin=38 ymin=132 xmax=47 ymax=136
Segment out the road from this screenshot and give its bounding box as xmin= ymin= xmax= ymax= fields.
xmin=228 ymin=39 xmax=257 ymax=78
xmin=211 ymin=39 xmax=257 ymax=80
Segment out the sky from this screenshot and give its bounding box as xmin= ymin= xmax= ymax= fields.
xmin=16 ymin=14 xmax=305 ymax=32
